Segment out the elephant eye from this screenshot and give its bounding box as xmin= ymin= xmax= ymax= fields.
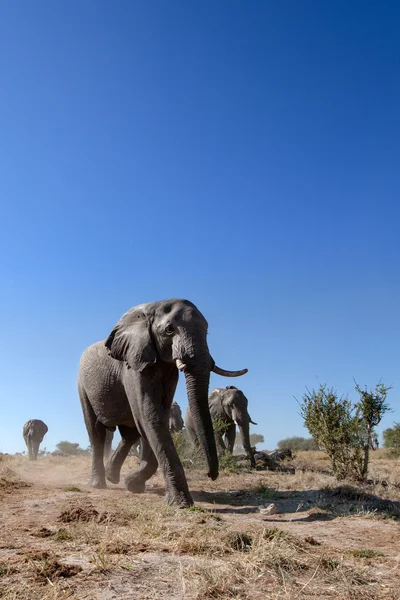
xmin=165 ymin=325 xmax=175 ymax=336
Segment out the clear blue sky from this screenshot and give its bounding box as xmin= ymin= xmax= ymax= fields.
xmin=1 ymin=1 xmax=399 ymax=454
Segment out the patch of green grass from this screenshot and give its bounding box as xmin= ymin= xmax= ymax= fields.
xmin=320 ymin=557 xmax=340 ymax=570
xmin=63 ymin=486 xmax=82 ymax=492
xmin=350 ymin=549 xmax=384 ymax=559
xmin=0 ymin=563 xmax=10 ymax=577
xmin=263 ymin=528 xmax=285 ymax=541
xmin=188 ymin=505 xmax=205 ymax=513
xmin=54 ymin=528 xmax=73 ymax=541
xmin=218 ymin=451 xmax=241 ymax=472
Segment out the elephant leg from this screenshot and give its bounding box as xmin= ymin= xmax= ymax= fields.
xmin=216 ymin=434 xmax=227 ymax=454
xmin=27 ymin=439 xmax=33 ymax=460
xmin=224 ymin=423 xmax=236 ymax=454
xmin=125 ymin=437 xmax=158 ymax=494
xmin=103 ymin=429 xmax=114 ymax=461
xmin=79 ymin=385 xmax=106 ymax=488
xmin=106 ymin=425 xmax=139 ymax=484
xmin=127 ymin=373 xmax=193 ymax=507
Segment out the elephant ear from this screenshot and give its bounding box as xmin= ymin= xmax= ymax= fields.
xmin=105 ymin=308 xmax=157 ymax=372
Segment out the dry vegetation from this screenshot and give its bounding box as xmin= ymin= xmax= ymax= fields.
xmin=0 ymin=450 xmax=399 ymax=599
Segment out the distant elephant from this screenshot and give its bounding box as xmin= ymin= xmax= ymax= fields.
xmin=23 ymin=419 xmax=48 ymax=460
xmin=78 ymin=298 xmax=247 ymax=507
xmin=169 ymin=402 xmax=184 ymax=433
xmin=185 ymin=386 xmax=257 ymax=467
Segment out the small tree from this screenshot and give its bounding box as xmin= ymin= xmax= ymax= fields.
xmin=299 ymin=382 xmax=392 ymax=481
xmin=55 ymin=441 xmax=86 ymax=456
xmin=354 ymin=382 xmax=392 ymax=477
xmin=233 ymin=432 xmax=264 ymax=452
xmin=250 ymin=433 xmax=264 ymax=448
xmin=299 ymin=385 xmax=364 ymax=480
xmin=277 ymin=436 xmax=318 ymax=451
xmin=383 ymin=423 xmax=400 ymax=456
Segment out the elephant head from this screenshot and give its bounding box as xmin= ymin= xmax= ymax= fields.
xmin=105 ymin=299 xmax=247 ymax=481
xmin=221 ymin=386 xmax=257 ymax=466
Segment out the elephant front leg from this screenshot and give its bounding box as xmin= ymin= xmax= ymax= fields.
xmin=225 ymin=423 xmax=236 ymax=454
xmin=128 ymin=386 xmax=193 ymax=507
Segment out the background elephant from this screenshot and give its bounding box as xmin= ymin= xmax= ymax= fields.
xmin=22 ymin=419 xmax=48 ymax=460
xmin=105 ymin=399 xmax=183 ymax=463
xmin=78 ymin=298 xmax=247 ymax=507
xmin=169 ymin=401 xmax=184 ymax=433
xmin=185 ymin=386 xmax=257 ymax=467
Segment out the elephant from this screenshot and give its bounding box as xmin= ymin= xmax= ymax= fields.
xmin=169 ymin=401 xmax=184 ymax=433
xmin=95 ymin=406 xmax=183 ymax=463
xmin=104 ymin=429 xmax=114 ymax=460
xmin=23 ymin=419 xmax=48 ymax=460
xmin=185 ymin=386 xmax=257 ymax=467
xmin=78 ymin=298 xmax=247 ymax=507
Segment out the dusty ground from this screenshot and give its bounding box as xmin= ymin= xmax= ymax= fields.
xmin=0 ymin=451 xmax=399 ymax=599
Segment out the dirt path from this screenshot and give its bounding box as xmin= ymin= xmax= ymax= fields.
xmin=1 ymin=456 xmax=400 ymax=599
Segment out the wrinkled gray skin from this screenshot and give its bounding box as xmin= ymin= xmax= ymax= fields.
xmin=169 ymin=402 xmax=184 ymax=433
xmin=185 ymin=386 xmax=257 ymax=468
xmin=78 ymin=299 xmax=247 ymax=507
xmin=104 ymin=429 xmax=114 ymax=460
xmin=23 ymin=419 xmax=48 ymax=461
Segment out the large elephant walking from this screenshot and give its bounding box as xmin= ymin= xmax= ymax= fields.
xmin=78 ymin=299 xmax=247 ymax=507
xmin=185 ymin=386 xmax=257 ymax=467
xmin=23 ymin=419 xmax=48 ymax=460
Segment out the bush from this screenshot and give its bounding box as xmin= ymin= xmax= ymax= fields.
xmin=299 ymin=385 xmax=364 ymax=481
xmin=234 ymin=433 xmax=265 ymax=452
xmin=299 ymin=382 xmax=391 ymax=481
xmin=54 ymin=441 xmax=89 ymax=456
xmin=383 ymin=423 xmax=400 ymax=456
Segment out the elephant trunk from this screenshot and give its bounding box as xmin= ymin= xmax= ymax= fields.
xmin=31 ymin=439 xmax=40 ymax=461
xmin=184 ymin=370 xmax=219 ymax=480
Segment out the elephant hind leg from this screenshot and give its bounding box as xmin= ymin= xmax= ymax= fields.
xmin=125 ymin=437 xmax=158 ymax=494
xmin=106 ymin=425 xmax=139 ymax=484
xmin=79 ymin=384 xmax=106 ymax=488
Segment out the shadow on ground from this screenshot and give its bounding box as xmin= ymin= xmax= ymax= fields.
xmin=191 ymin=484 xmax=400 ymax=520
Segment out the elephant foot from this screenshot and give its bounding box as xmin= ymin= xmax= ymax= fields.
xmin=165 ymin=489 xmax=194 ymax=508
xmin=90 ymin=475 xmax=107 ymax=489
xmin=125 ymin=474 xmax=146 ymax=494
xmin=105 ymin=468 xmax=120 ymax=485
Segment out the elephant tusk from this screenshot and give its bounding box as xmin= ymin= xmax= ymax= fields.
xmin=212 ymin=365 xmax=248 ymax=377
xmin=176 ymin=359 xmax=187 ymax=372
xmin=250 ymin=419 xmax=258 ymax=425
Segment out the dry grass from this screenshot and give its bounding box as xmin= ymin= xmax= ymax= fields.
xmin=0 ymin=452 xmax=399 ymax=599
